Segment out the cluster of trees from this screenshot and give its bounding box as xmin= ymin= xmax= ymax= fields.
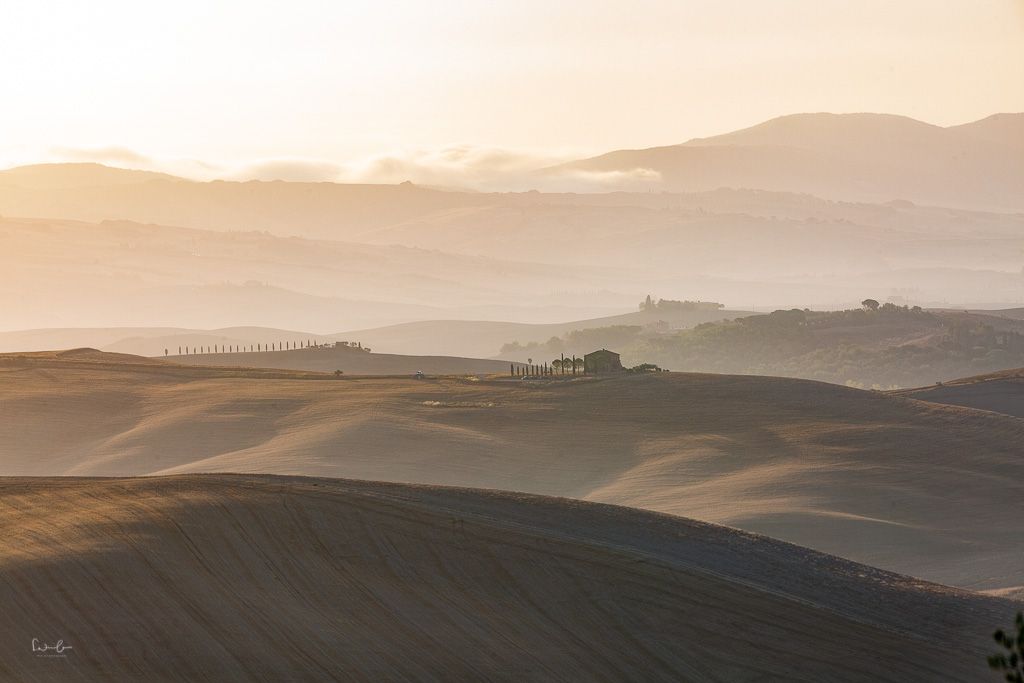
xmin=501 ymin=326 xmax=643 ymax=357
xmin=639 ymin=295 xmax=724 ymax=312
xmin=989 ymin=611 xmax=1024 ymax=682
xmin=335 ymin=341 xmax=372 ymax=352
xmin=627 ymin=363 xmax=663 ymax=373
xmin=510 ymin=357 xmax=584 ymax=377
xmin=511 ymin=356 xmax=663 ymax=377
xmin=551 ymin=357 xmax=585 ymax=373
xmin=169 ymin=340 xmax=371 ymax=356
xmin=943 ymin=320 xmax=1024 ymax=353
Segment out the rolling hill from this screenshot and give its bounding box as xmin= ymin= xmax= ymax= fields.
xmin=0 ymin=168 xmax=491 ymax=238
xmin=894 ymin=367 xmax=1024 ymax=418
xmin=0 ymin=326 xmax=322 ymax=356
xmin=2 ymin=350 xmax=1022 ymax=592
xmin=513 ymin=305 xmax=1024 ymax=388
xmin=949 ymin=112 xmax=1024 ymax=150
xmin=171 ymin=344 xmax=518 ymax=376
xmin=0 ymin=304 xmax=750 ymax=360
xmin=334 ymin=305 xmax=752 ymax=358
xmin=0 ymin=215 xmax=626 ymax=331
xmin=0 ymin=475 xmax=1016 ymax=682
xmin=3 ymin=160 xmax=1024 ymax=317
xmin=0 ymin=162 xmax=182 ymax=189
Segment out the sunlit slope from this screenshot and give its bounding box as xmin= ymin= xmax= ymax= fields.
xmin=1 ymin=351 xmax=1022 ymax=589
xmin=0 ymin=475 xmax=1016 ymax=682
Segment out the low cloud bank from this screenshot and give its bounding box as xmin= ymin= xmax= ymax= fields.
xmin=43 ymin=144 xmax=663 ymax=192
xmin=340 ymin=147 xmax=661 ymax=192
xmin=341 ymin=145 xmax=554 ymax=190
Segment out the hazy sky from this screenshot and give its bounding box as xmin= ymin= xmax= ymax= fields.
xmin=1 ymin=0 xmax=1022 ymax=179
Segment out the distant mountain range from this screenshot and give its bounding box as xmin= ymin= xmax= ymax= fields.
xmin=2 ymin=112 xmax=1022 ymax=212
xmin=548 ymin=112 xmax=1019 ymax=209
xmin=0 ymin=162 xmax=181 ymax=189
xmin=551 ymin=113 xmax=1024 ymax=211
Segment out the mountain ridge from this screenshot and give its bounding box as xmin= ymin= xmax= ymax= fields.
xmin=0 ymin=162 xmax=185 ymax=188
xmin=552 ymin=112 xmax=1024 ymax=210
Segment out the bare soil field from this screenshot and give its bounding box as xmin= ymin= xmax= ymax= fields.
xmin=895 ymin=367 xmax=1024 ymax=418
xmin=0 ymin=475 xmax=1016 ymax=682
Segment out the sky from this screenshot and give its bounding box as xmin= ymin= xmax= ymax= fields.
xmin=1 ymin=0 xmax=1022 ymax=183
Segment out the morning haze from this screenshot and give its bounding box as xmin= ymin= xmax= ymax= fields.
xmin=1 ymin=2 xmax=1022 ymax=681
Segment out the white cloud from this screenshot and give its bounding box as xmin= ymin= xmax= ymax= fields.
xmin=333 ymin=145 xmax=661 ymax=192
xmin=339 ymin=145 xmax=563 ymax=191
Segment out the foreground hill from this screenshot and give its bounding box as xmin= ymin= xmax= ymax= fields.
xmin=2 ymin=351 xmax=1022 ymax=591
xmin=894 ymin=367 xmax=1024 ymax=418
xmin=0 ymin=475 xmax=1016 ymax=682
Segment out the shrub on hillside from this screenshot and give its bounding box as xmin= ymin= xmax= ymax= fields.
xmin=988 ymin=611 xmax=1023 ymax=682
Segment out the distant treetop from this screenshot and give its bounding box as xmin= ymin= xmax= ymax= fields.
xmin=640 ymin=296 xmax=724 ymax=312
